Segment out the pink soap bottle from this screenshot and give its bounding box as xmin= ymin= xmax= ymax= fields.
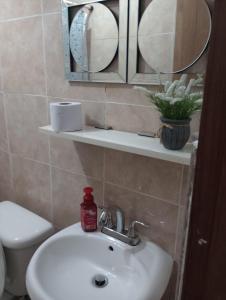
xmin=80 ymin=187 xmax=97 ymax=232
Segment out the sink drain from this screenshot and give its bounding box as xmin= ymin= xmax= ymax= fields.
xmin=92 ymin=274 xmax=109 ymax=288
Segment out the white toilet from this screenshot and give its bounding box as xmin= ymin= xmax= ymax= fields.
xmin=0 ymin=201 xmax=54 ymax=299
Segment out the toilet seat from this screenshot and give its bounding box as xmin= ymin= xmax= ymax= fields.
xmin=0 ymin=201 xmax=54 ymax=297
xmin=0 ymin=241 xmax=5 ymax=297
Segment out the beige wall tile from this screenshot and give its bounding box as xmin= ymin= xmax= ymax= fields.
xmin=180 ymin=166 xmax=191 ymax=206
xmin=175 ymin=205 xmax=187 ymax=264
xmin=0 ymin=185 xmax=14 ymax=202
xmin=42 ymin=0 xmax=61 ymax=13
xmin=0 ymin=150 xmax=13 ymax=200
xmin=104 ymin=183 xmax=178 ymax=255
xmin=82 ymin=101 xmax=106 ymax=127
xmin=52 ymin=167 xmax=103 ymax=228
xmin=0 ymin=48 xmax=3 ymax=91
xmin=50 ymin=137 xmax=104 ymax=179
xmin=105 ymin=149 xmax=183 ymax=204
xmin=105 ymin=84 xmax=155 ymax=106
xmin=43 ymin=13 xmax=106 ymax=100
xmin=0 ymin=94 xmax=8 ymax=152
xmin=11 ymin=155 xmax=51 ymax=221
xmin=0 ymin=0 xmax=42 ymax=20
xmin=5 ymin=94 xmax=49 ymax=163
xmin=1 ymin=17 xmax=46 ymax=94
xmin=105 ymin=102 xmax=161 ymax=133
xmin=0 ymin=151 xmax=11 ymax=186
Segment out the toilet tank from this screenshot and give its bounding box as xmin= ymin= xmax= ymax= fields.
xmin=0 ymin=201 xmax=54 ymax=296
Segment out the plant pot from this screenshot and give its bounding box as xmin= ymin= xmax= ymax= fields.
xmin=160 ymin=117 xmax=191 ymax=150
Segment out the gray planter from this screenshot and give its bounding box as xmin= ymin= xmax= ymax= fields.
xmin=160 ymin=117 xmax=191 ymax=150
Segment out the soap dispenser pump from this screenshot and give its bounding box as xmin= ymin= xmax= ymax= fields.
xmin=80 ymin=187 xmax=97 ymax=232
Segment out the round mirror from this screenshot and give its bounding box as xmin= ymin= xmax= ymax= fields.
xmin=70 ymin=3 xmax=119 ymax=73
xmin=138 ymin=0 xmax=212 ymax=73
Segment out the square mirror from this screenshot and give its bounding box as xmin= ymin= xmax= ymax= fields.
xmin=62 ymin=0 xmax=128 ymax=83
xmin=128 ymin=0 xmax=212 ymax=85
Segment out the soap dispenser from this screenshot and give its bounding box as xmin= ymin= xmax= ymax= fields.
xmin=80 ymin=187 xmax=97 ymax=232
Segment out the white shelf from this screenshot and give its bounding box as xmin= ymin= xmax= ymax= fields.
xmin=39 ymin=126 xmax=192 ymax=165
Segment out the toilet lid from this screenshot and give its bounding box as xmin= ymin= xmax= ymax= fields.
xmin=0 ymin=242 xmax=5 ymax=297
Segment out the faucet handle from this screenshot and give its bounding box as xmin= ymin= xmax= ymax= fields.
xmin=128 ymin=221 xmax=150 ymax=238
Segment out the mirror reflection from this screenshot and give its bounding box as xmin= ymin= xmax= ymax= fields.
xmin=69 ymin=3 xmax=119 ymax=73
xmin=138 ymin=0 xmax=211 ymax=73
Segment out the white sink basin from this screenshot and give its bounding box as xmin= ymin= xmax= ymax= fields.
xmin=26 ymin=223 xmax=173 ymax=300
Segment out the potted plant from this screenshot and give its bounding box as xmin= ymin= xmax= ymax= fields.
xmin=136 ymin=75 xmax=203 ymax=150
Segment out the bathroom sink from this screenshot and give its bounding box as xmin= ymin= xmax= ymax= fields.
xmin=26 ymin=223 xmax=173 ymax=300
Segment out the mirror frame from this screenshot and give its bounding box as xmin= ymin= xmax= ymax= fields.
xmin=62 ymin=0 xmax=128 ymax=83
xmin=128 ymin=0 xmax=212 ymax=85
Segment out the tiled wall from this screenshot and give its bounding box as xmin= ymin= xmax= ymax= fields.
xmin=0 ymin=1 xmax=199 ymax=298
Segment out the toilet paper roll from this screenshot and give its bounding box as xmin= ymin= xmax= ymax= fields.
xmin=50 ymin=102 xmax=83 ymax=132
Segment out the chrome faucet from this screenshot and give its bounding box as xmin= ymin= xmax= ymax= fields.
xmin=99 ymin=207 xmax=149 ymax=246
xmin=99 ymin=207 xmax=125 ymax=232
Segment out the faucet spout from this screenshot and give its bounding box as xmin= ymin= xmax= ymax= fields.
xmin=115 ymin=208 xmax=125 ymax=233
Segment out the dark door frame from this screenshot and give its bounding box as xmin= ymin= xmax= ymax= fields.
xmin=181 ymin=0 xmax=226 ymax=299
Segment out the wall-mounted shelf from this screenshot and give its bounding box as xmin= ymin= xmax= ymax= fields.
xmin=39 ymin=126 xmax=192 ymax=165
